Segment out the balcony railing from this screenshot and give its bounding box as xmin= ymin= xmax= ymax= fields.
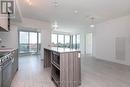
xmin=19 ymin=43 xmax=41 ymax=54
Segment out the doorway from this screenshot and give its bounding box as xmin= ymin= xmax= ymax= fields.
xmin=18 ymin=31 xmax=41 ymax=55
xmin=86 ymin=33 xmax=93 ymax=55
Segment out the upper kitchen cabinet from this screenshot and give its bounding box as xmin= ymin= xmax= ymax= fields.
xmin=0 ymin=13 xmax=10 ymax=32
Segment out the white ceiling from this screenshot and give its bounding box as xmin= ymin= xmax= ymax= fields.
xmin=18 ymin=0 xmax=130 ymax=30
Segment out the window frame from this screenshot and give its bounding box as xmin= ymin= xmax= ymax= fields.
xmin=51 ymin=33 xmax=80 ymax=49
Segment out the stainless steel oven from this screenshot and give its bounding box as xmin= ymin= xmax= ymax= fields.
xmin=52 ymin=52 xmax=60 ymax=67
xmin=2 ymin=60 xmax=12 ymax=87
xmin=0 ymin=53 xmax=13 ymax=87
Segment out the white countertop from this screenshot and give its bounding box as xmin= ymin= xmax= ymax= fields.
xmin=0 ymin=48 xmax=16 ymax=52
xmin=44 ymin=47 xmax=80 ymax=53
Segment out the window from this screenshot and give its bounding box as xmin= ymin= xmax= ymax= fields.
xmin=65 ymin=35 xmax=70 ymax=48
xmin=72 ymin=34 xmax=80 ymax=49
xmin=38 ymin=33 xmax=41 ymax=44
xmin=29 ymin=32 xmax=38 ymax=53
xmin=73 ymin=35 xmax=76 ymax=49
xmin=51 ymin=33 xmax=80 ymax=49
xmin=19 ymin=32 xmax=29 ymax=53
xmin=51 ymin=34 xmax=58 ymax=47
xmin=20 ymin=32 xmax=28 ymax=44
xmin=86 ymin=33 xmax=93 ymax=55
xmin=38 ymin=33 xmax=41 ymax=53
xmin=77 ymin=34 xmax=80 ymax=49
xmin=58 ymin=35 xmax=64 ymax=48
xmin=19 ymin=31 xmax=41 ymax=54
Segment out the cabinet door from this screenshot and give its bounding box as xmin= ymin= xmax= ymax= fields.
xmin=14 ymin=49 xmax=18 ymax=72
xmin=60 ymin=53 xmax=69 ymax=87
xmin=0 ymin=14 xmax=8 ymax=31
xmin=0 ymin=69 xmax=2 ymax=87
xmin=11 ymin=49 xmax=18 ymax=79
xmin=2 ymin=62 xmax=12 ymax=87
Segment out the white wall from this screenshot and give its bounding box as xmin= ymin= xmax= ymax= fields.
xmin=16 ymin=18 xmax=52 ymax=48
xmin=0 ymin=18 xmax=51 ymax=59
xmin=94 ymin=15 xmax=130 ymax=66
xmin=0 ymin=25 xmax=18 ymax=48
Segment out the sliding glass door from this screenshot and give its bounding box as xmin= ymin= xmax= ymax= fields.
xmin=29 ymin=32 xmax=38 ymax=53
xmin=19 ymin=31 xmax=29 ymax=54
xmin=19 ymin=31 xmax=41 ymax=54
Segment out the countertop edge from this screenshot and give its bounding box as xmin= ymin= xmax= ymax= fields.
xmin=44 ymin=48 xmax=81 ymax=53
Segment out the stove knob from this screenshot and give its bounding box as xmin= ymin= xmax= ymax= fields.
xmin=4 ymin=56 xmax=7 ymax=59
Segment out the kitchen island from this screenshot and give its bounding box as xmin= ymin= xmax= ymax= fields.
xmin=44 ymin=47 xmax=81 ymax=87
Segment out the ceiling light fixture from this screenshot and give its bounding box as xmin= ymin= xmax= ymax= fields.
xmin=53 ymin=0 xmax=59 ymax=7
xmin=74 ymin=10 xmax=78 ymax=14
xmin=90 ymin=17 xmax=95 ymax=28
xmin=90 ymin=24 xmax=95 ymax=28
xmin=52 ymin=21 xmax=58 ymax=30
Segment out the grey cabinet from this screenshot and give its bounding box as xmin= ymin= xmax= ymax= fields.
xmin=0 ymin=68 xmax=2 ymax=87
xmin=0 ymin=13 xmax=10 ymax=32
xmin=44 ymin=49 xmax=51 ymax=68
xmin=44 ymin=48 xmax=81 ymax=87
xmin=2 ymin=61 xmax=12 ymax=87
xmin=59 ymin=52 xmax=81 ymax=87
xmin=11 ymin=49 xmax=18 ymax=79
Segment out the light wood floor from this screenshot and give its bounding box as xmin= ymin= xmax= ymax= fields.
xmin=11 ymin=55 xmax=55 ymax=87
xmin=11 ymin=55 xmax=130 ymax=87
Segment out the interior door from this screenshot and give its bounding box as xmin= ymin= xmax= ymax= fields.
xmin=86 ymin=33 xmax=93 ymax=55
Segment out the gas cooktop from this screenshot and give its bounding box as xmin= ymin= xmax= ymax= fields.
xmin=0 ymin=54 xmax=4 ymax=58
xmin=0 ymin=52 xmax=10 ymax=58
xmin=0 ymin=52 xmax=12 ymax=66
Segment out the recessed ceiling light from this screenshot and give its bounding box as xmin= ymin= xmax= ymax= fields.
xmin=90 ymin=24 xmax=95 ymax=28
xmin=27 ymin=0 xmax=32 ymax=6
xmin=74 ymin=10 xmax=78 ymax=14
